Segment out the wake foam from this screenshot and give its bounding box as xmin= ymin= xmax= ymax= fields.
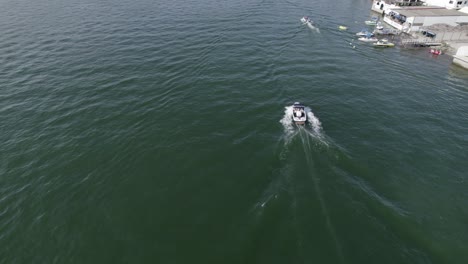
xmin=307 ymin=23 xmax=320 ymax=33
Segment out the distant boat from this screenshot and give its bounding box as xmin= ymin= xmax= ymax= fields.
xmin=358 ymin=36 xmax=379 ymax=42
xmin=373 ymin=28 xmax=400 ymax=35
xmin=338 ymin=25 xmax=348 ymax=30
xmin=300 ymin=16 xmax=312 ymax=24
xmin=430 ymin=48 xmax=442 ymax=55
xmin=375 ymin=22 xmax=384 ymax=30
xmin=365 ymin=20 xmax=378 ymax=26
xmin=373 ymin=39 xmax=395 ymax=47
xmin=365 ymin=16 xmax=379 ymax=26
xmin=356 ymin=29 xmax=374 ymax=37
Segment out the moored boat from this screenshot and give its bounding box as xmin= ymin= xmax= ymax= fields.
xmin=373 ymin=38 xmax=395 ymax=47
xmin=373 ymin=28 xmax=401 ymax=35
xmin=375 ymin=22 xmax=384 ymax=30
xmin=365 ymin=17 xmax=379 ymax=26
xmin=356 ymin=29 xmax=374 ymax=37
xmin=365 ymin=20 xmax=378 ymax=26
xmin=358 ymin=36 xmax=379 ymax=42
xmin=430 ymin=48 xmax=442 ymax=55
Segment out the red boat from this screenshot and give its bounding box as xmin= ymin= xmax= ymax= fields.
xmin=430 ymin=49 xmax=442 ymax=55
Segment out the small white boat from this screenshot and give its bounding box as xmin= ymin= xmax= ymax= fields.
xmin=292 ymin=102 xmax=306 ymax=125
xmin=365 ymin=17 xmax=379 ymax=26
xmin=373 ymin=39 xmax=395 ymax=47
xmin=373 ymin=28 xmax=400 ymax=35
xmin=300 ymin=16 xmax=312 ymax=24
xmin=365 ymin=20 xmax=378 ymax=26
xmin=375 ymin=22 xmax=384 ymax=30
xmin=358 ymin=36 xmax=379 ymax=42
xmin=430 ymin=48 xmax=442 ymax=55
xmin=356 ymin=30 xmax=374 ymax=37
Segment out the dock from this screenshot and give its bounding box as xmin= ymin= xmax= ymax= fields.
xmin=401 ymin=39 xmax=442 ymax=47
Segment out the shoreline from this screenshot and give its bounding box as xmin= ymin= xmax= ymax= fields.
xmin=368 ymin=9 xmax=468 ymax=68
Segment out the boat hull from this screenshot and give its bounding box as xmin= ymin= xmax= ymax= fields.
xmin=374 ymin=44 xmax=395 ymax=47
xmin=358 ymin=37 xmax=378 ymax=42
xmin=373 ymin=39 xmax=395 ymax=47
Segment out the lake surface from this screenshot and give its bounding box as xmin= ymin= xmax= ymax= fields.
xmin=1 ymin=0 xmax=468 ymax=263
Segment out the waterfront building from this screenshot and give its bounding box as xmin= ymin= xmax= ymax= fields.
xmin=423 ymin=0 xmax=468 ymax=9
xmin=372 ymin=0 xmax=468 ymax=13
xmin=382 ymin=6 xmax=468 ymax=33
xmin=372 ymin=1 xmax=424 ymax=14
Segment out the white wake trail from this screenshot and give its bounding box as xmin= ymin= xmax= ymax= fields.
xmin=306 ymin=23 xmax=320 ymax=33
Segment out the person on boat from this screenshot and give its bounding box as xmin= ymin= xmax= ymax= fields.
xmin=294 ymin=109 xmax=304 ymax=118
xmin=293 ymin=109 xmax=299 ymax=117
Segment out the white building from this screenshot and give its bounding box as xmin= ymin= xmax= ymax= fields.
xmin=424 ymin=0 xmax=468 ymax=9
xmin=453 ymin=46 xmax=468 ymax=69
xmin=460 ymin=6 xmax=468 ymax=12
xmin=373 ymin=1 xmax=423 ymax=14
xmin=383 ymin=6 xmax=468 ymax=32
xmin=374 ymin=0 xmax=468 ymax=12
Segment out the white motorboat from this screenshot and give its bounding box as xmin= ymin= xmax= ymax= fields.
xmin=358 ymin=36 xmax=379 ymax=42
xmin=292 ymin=102 xmax=307 ymax=125
xmin=373 ymin=28 xmax=400 ymax=35
xmin=356 ymin=30 xmax=374 ymax=37
xmin=300 ymin=16 xmax=312 ymax=24
xmin=365 ymin=20 xmax=378 ymax=26
xmin=301 ymin=16 xmax=319 ymax=32
xmin=365 ymin=16 xmax=379 ymax=26
xmin=373 ymin=39 xmax=395 ymax=47
xmin=430 ymin=48 xmax=442 ymax=55
xmin=375 ymin=22 xmax=384 ymax=30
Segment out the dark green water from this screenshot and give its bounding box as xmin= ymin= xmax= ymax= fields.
xmin=1 ymin=0 xmax=468 ymax=263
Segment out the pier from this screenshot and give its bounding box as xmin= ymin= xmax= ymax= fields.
xmin=400 ymin=39 xmax=442 ymax=47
